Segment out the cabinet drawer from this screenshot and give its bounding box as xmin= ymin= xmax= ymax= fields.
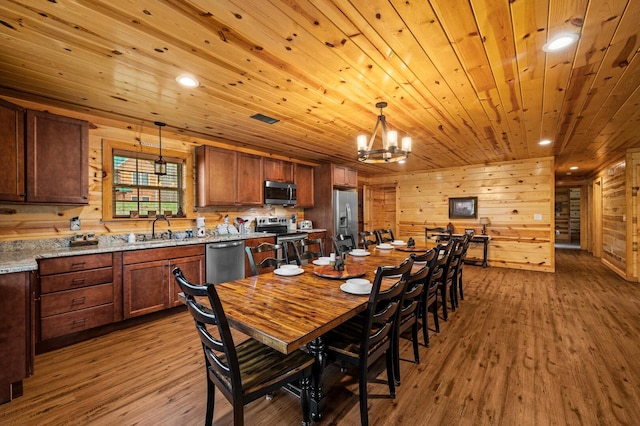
xmin=40 ymin=283 xmax=113 ymax=317
xmin=39 ymin=253 xmax=112 ymax=275
xmin=123 ymin=245 xmax=204 ymax=264
xmin=40 ymin=304 xmax=114 ymax=340
xmin=40 ymin=267 xmax=112 ymax=293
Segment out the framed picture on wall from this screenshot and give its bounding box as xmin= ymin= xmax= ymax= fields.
xmin=449 ymin=197 xmax=478 ymax=219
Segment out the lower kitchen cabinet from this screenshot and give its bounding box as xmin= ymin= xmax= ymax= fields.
xmin=0 ymin=271 xmax=34 ymax=404
xmin=122 ymin=245 xmax=205 ymax=319
xmin=38 ymin=253 xmax=120 ymax=341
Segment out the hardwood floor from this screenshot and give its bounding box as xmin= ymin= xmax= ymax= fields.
xmin=1 ymin=249 xmax=639 ymax=425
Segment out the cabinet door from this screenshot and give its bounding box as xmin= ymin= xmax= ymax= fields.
xmin=26 ymin=110 xmax=88 ymax=204
xmin=196 ymin=146 xmax=237 ymax=206
xmin=345 ymin=168 xmax=358 ymax=187
xmin=123 ymin=260 xmax=169 ymax=319
xmin=0 ymin=272 xmax=32 ymax=403
xmin=0 ymin=99 xmax=25 ymax=202
xmin=169 ymin=255 xmax=205 ymax=307
xmin=237 ymin=152 xmax=263 ymax=205
xmin=264 ymin=158 xmax=293 ymax=182
xmin=294 ymin=163 xmax=314 ymax=207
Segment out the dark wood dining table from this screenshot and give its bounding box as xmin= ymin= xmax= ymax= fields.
xmin=189 ymin=247 xmax=416 ymax=421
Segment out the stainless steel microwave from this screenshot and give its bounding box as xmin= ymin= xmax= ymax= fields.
xmin=264 ymin=181 xmax=297 ymax=206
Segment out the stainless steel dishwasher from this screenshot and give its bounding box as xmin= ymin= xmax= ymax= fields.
xmin=206 ymin=240 xmax=245 ymax=284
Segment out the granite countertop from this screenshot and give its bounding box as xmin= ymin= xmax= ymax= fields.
xmin=0 ymin=232 xmax=277 ymax=274
xmin=0 ymin=229 xmax=327 ymax=274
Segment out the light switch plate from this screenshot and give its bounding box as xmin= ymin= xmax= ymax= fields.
xmin=534 ymin=213 xmax=542 ymax=221
xmin=70 ymin=217 xmax=81 ymax=231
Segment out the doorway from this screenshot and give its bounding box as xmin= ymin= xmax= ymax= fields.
xmin=363 ymin=184 xmax=397 ymax=237
xmin=555 ymin=186 xmax=584 ymax=249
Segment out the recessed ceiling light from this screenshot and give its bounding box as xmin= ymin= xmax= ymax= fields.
xmin=570 ymin=166 xmax=578 ymax=170
xmin=176 ymin=74 xmax=200 ymax=88
xmin=539 ymin=139 xmax=552 ymax=146
xmin=543 ymin=33 xmax=579 ymax=52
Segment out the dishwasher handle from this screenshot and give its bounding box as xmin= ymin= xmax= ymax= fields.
xmin=208 ymin=241 xmax=244 ymax=249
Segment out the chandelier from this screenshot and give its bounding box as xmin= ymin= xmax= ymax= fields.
xmin=357 ymin=102 xmax=411 ymax=163
xmin=154 ymin=121 xmax=167 ymax=176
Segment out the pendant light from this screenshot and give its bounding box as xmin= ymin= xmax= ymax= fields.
xmin=357 ymin=102 xmax=411 ymax=163
xmin=154 ymin=121 xmax=167 ymax=176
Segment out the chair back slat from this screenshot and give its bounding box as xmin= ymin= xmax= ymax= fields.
xmin=245 ymin=242 xmax=286 ymax=275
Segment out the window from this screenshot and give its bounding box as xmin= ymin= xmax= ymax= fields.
xmin=112 ymin=150 xmax=184 ymax=218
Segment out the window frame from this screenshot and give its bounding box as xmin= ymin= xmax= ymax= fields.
xmin=102 ymin=138 xmax=193 ymax=221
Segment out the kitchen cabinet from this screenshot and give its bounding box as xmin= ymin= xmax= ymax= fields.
xmin=196 ymin=146 xmax=263 ymax=206
xmin=122 ymin=245 xmax=204 ymax=318
xmin=0 ymin=99 xmax=25 ymax=202
xmin=244 ymin=236 xmax=276 ymax=277
xmin=38 ymin=253 xmax=120 ymax=341
xmin=294 ymin=163 xmax=314 ymax=207
xmin=0 ymin=271 xmax=34 ymax=404
xmin=333 ymin=165 xmax=358 ymax=188
xmin=26 ymin=109 xmax=89 ymax=204
xmin=264 ymin=158 xmax=294 ymax=182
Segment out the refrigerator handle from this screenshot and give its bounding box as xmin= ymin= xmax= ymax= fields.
xmin=346 ymin=204 xmax=352 ymax=224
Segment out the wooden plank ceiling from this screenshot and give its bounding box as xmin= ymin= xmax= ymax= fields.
xmin=0 ymin=0 xmax=638 ymax=179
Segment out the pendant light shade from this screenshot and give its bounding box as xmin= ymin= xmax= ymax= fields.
xmin=357 ymin=102 xmax=411 ymax=163
xmin=154 ymin=121 xmax=167 ymax=176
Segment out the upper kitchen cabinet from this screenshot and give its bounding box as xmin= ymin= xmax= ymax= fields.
xmin=0 ymin=102 xmax=89 ymax=204
xmin=332 ymin=165 xmax=358 ymax=188
xmin=196 ymin=146 xmax=263 ymax=207
xmin=294 ymin=163 xmax=314 ymax=208
xmin=26 ymin=110 xmax=89 ymax=204
xmin=263 ymin=158 xmax=294 ymax=182
xmin=0 ymin=99 xmax=25 ymax=202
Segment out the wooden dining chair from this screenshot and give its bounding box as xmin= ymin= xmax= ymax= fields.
xmin=359 ymin=230 xmax=379 ymax=250
xmin=414 ymin=248 xmax=441 ymax=347
xmin=324 ymin=256 xmax=414 ymax=426
xmin=245 ymin=242 xmax=287 ymax=275
xmin=331 ymin=234 xmax=356 ymax=257
xmin=375 ymin=228 xmax=395 ymax=243
xmin=453 ymin=233 xmax=472 ymax=305
xmin=172 ymin=267 xmax=315 ymax=426
xmin=289 ymin=238 xmax=325 ymax=266
xmin=435 ymin=238 xmax=460 ymax=321
xmin=393 ymin=258 xmax=428 ymax=385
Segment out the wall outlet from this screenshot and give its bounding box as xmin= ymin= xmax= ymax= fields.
xmin=70 ymin=217 xmax=81 ymax=231
xmin=534 ymin=213 xmax=542 ymax=221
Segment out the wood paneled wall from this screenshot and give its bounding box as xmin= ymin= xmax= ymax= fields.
xmin=599 ymin=160 xmax=627 ymax=276
xmin=0 ymin=98 xmax=305 ymax=242
xmin=365 ymin=157 xmax=555 ymax=272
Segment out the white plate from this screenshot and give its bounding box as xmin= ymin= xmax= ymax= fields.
xmin=274 ymin=267 xmax=304 ymax=276
xmin=313 ymin=259 xmax=330 ymax=266
xmin=377 ymin=244 xmax=393 ymax=250
xmin=391 ymin=240 xmax=406 ymax=246
xmin=340 ymin=282 xmax=373 ymax=295
xmin=349 ymin=250 xmax=371 ymax=257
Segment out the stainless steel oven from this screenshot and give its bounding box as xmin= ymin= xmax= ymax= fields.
xmin=256 ymin=216 xmax=308 ymax=263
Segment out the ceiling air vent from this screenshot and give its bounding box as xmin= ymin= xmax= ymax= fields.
xmin=250 ymin=113 xmax=279 ymax=124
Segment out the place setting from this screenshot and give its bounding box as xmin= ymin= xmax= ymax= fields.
xmin=349 ymin=248 xmax=371 ymax=257
xmin=273 ymin=264 xmax=305 ymax=276
xmin=340 ymin=278 xmax=372 ymax=295
xmin=376 ymin=243 xmax=394 ymax=250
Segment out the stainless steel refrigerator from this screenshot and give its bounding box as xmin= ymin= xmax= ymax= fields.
xmin=334 ymin=189 xmax=358 ymax=246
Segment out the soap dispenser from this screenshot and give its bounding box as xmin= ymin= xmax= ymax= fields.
xmin=128 ymin=231 xmax=136 ymax=243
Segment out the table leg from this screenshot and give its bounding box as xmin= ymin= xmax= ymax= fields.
xmin=307 ymin=337 xmax=326 ymax=421
xmin=482 ymin=239 xmax=488 ymax=268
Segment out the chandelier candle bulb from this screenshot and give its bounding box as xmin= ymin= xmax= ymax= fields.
xmin=357 ymin=134 xmax=368 ymax=151
xmin=387 ymin=130 xmax=397 ymax=148
xmin=402 ymin=137 xmax=412 ymax=152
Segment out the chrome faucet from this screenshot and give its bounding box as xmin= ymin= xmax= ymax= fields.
xmin=152 ymin=215 xmax=171 ymax=239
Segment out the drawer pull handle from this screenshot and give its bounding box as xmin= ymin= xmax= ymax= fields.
xmin=72 ymin=278 xmax=86 ymax=284
xmin=72 ymin=318 xmax=87 ymax=328
xmin=71 ymin=297 xmax=86 ymax=306
xmin=71 ymin=262 xmax=86 ymax=269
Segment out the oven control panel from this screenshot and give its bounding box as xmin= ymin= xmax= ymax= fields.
xmin=256 ymin=216 xmax=288 ymax=226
